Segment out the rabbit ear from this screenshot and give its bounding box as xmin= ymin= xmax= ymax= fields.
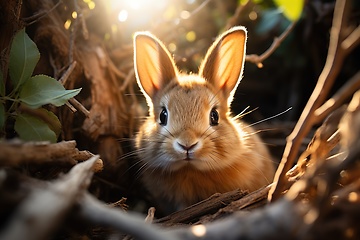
xmin=199 ymin=26 xmax=247 ymax=101
xmin=134 ymin=32 xmax=177 ymax=100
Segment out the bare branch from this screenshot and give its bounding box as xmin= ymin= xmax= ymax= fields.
xmin=245 ymin=21 xmax=297 ymax=68
xmin=23 ymin=0 xmax=62 ymax=26
xmin=269 ymin=0 xmax=352 ymax=201
xmin=78 ymin=193 xmax=176 ymax=240
xmin=342 ymin=25 xmax=360 ymax=54
xmin=225 ymin=0 xmax=252 ymax=30
xmin=314 ymin=71 xmax=360 ymax=124
xmin=0 ymin=155 xmax=100 ymax=240
xmin=0 ymin=140 xmax=100 ymax=168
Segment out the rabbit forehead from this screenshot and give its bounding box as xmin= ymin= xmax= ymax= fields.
xmin=160 ymin=75 xmax=222 ymax=107
xmin=159 ymin=83 xmax=220 ymax=127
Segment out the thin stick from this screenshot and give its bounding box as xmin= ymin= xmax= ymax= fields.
xmin=24 ymin=0 xmax=62 ymax=25
xmin=69 ymin=98 xmax=90 ymax=117
xmin=342 ymin=25 xmax=360 ymax=55
xmin=246 ymin=21 xmax=297 ymax=68
xmin=120 ymin=69 xmax=135 ymax=91
xmin=58 ymin=61 xmax=90 ymax=116
xmin=225 ymin=0 xmax=251 ymax=30
xmin=79 ymin=193 xmax=175 ymax=240
xmin=59 ymin=61 xmax=77 ymax=85
xmin=314 ymin=71 xmax=360 ymax=124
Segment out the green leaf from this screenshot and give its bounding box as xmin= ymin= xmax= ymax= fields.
xmin=34 ymin=107 xmax=62 ymax=137
xmin=0 ymin=70 xmax=4 ymax=96
xmin=19 ymin=75 xmax=81 ymax=108
xmin=14 ymin=113 xmax=57 ymax=143
xmin=274 ymin=0 xmax=304 ymax=21
xmin=9 ymin=28 xmax=40 ymax=91
xmin=0 ymin=103 xmax=5 ymax=130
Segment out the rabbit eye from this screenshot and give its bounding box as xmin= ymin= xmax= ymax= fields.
xmin=210 ymin=108 xmax=219 ymax=126
xmin=159 ymin=107 xmax=168 ymax=126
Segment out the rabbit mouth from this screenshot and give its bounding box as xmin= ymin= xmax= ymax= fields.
xmin=182 ymin=156 xmax=193 ymax=161
xmin=172 ymin=153 xmax=196 ymax=164
xmin=182 ymin=151 xmax=196 ymax=161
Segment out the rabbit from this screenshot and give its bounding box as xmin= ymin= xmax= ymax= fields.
xmin=133 ymin=26 xmax=275 ymax=212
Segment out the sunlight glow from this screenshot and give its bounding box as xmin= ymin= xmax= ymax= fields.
xmin=191 ymin=225 xmax=206 ymax=237
xmin=186 ymin=31 xmax=196 ymax=42
xmin=168 ymin=43 xmax=177 ymax=52
xmin=345 ymin=228 xmax=355 ymax=238
xmin=118 ymin=10 xmax=128 ymax=22
xmin=64 ymin=19 xmax=71 ymax=30
xmin=249 ymin=11 xmax=257 ymax=20
xmin=108 ymin=0 xmax=170 ymax=24
xmin=348 ymin=192 xmax=359 ymax=202
xmin=72 ymin=11 xmax=78 ymax=19
xmin=87 ymin=1 xmax=95 ymax=10
xmin=180 ymin=10 xmax=190 ymax=19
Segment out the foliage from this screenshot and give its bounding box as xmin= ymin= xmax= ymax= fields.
xmin=273 ymin=0 xmax=304 ymax=22
xmin=255 ymin=0 xmax=304 ymax=35
xmin=0 ymin=29 xmax=81 ymax=143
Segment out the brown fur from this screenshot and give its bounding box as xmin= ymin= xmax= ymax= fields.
xmin=134 ymin=27 xmax=275 ymax=211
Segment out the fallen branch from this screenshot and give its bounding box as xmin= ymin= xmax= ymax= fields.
xmin=0 ymin=140 xmax=98 ymax=168
xmin=198 ymin=185 xmax=271 ymax=224
xmin=156 ymin=189 xmax=248 ymax=226
xmin=78 ymin=193 xmax=176 ymax=240
xmin=0 ymin=155 xmax=101 ymax=240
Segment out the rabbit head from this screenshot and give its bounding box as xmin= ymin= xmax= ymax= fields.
xmin=134 ymin=27 xmax=255 ymax=171
xmin=134 ymin=27 xmax=254 ymax=172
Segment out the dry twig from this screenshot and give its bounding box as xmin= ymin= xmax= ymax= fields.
xmin=156 ymin=189 xmax=247 ymax=226
xmin=314 ymin=71 xmax=360 ymax=124
xmin=245 ymin=21 xmax=297 ymax=68
xmin=0 ymin=140 xmax=98 ymax=168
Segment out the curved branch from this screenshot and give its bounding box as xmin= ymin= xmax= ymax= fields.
xmin=245 ymin=21 xmax=297 ymax=68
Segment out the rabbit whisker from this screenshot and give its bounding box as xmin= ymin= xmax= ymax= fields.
xmin=245 ymin=107 xmax=292 ymax=128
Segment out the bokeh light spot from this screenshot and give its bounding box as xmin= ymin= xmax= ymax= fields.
xmin=186 ymin=31 xmax=196 ymax=42
xmin=191 ymin=225 xmax=206 ymax=237
xmin=348 ymin=192 xmax=358 ymax=202
xmin=72 ymin=11 xmax=77 ymax=19
xmin=168 ymin=43 xmax=177 ymax=52
xmin=164 ymin=5 xmax=177 ymax=20
xmin=64 ymin=19 xmax=71 ymax=30
xmin=88 ymin=1 xmax=95 ymax=10
xmin=111 ymin=24 xmax=118 ymax=33
xmin=118 ymin=10 xmax=128 ymax=22
xmin=180 ymin=10 xmax=190 ymax=19
xmin=249 ymin=11 xmax=257 ymax=20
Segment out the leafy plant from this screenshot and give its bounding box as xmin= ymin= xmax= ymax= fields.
xmin=274 ymin=0 xmax=304 ymax=22
xmin=0 ymin=28 xmax=81 ymax=143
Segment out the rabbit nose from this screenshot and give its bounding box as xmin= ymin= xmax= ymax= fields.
xmin=177 ymin=142 xmax=198 ymax=152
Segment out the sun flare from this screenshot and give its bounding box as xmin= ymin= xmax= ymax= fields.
xmin=106 ymin=0 xmax=169 ymax=24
